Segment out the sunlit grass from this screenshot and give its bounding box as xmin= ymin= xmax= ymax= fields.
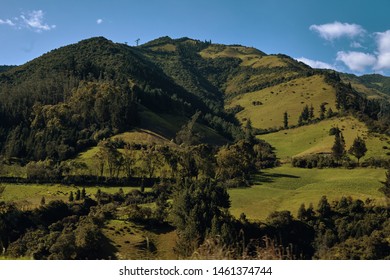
xmin=229 ymin=166 xmax=386 ymax=221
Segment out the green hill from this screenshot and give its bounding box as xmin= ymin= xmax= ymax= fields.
xmin=1 ymin=35 xmax=390 ymax=164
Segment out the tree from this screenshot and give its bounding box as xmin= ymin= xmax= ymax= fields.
xmin=317 ymin=196 xmax=331 ymax=218
xmin=141 ymin=145 xmax=162 ymax=178
xmin=175 ymin=111 xmax=201 ymax=146
xmin=379 ymin=167 xmax=390 ymax=207
xmin=348 ymin=136 xmax=367 ymax=164
xmin=123 ymin=143 xmax=137 ymax=179
xmin=326 ymin=107 xmax=334 ymax=118
xmin=283 ymin=111 xmax=288 ymax=129
xmin=309 ymin=104 xmax=314 ymax=120
xmin=69 ymin=191 xmax=74 ymax=202
xmin=331 ymin=131 xmax=345 ymax=163
xmin=81 ymin=188 xmax=86 ymax=200
xmin=75 ymin=189 xmax=81 ymax=201
xmin=320 ymin=103 xmax=327 ymax=120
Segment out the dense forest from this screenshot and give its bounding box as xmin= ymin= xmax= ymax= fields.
xmin=1 ymin=36 xmax=390 ymax=260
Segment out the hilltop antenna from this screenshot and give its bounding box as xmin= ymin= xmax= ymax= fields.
xmin=135 ymin=38 xmax=140 ymax=46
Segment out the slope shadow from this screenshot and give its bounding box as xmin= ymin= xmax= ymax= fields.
xmin=253 ymin=172 xmax=300 ymax=185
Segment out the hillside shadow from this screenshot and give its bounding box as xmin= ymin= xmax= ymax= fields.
xmin=253 ymin=171 xmax=300 ymax=185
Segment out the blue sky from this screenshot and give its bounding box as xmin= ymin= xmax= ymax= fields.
xmin=1 ymin=0 xmax=390 ymax=75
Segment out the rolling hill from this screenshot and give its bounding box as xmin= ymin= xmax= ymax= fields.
xmin=0 ymin=35 xmax=390 ymax=164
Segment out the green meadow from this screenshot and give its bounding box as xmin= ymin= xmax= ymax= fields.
xmin=258 ymin=116 xmax=389 ymax=161
xmin=229 ymin=166 xmax=386 ymax=221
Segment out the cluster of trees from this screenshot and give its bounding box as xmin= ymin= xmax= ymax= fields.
xmin=173 ymin=178 xmax=390 ymax=259
xmin=298 ymin=196 xmax=390 ymax=259
xmin=292 ymin=127 xmax=368 ymax=169
xmin=0 ymin=199 xmax=109 ymax=259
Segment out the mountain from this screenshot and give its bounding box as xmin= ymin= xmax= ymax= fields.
xmin=0 ymin=36 xmax=390 ymax=162
xmin=340 ymin=73 xmax=390 ymax=99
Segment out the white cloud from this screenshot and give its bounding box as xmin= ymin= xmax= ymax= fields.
xmin=336 ymin=51 xmax=376 ymax=72
xmin=0 ymin=10 xmax=55 ymax=32
xmin=20 ymin=10 xmax=55 ymax=32
xmin=97 ymin=19 xmax=103 ymax=24
xmin=295 ymin=57 xmax=336 ymax=70
xmin=350 ymin=41 xmax=364 ymax=48
xmin=374 ymin=30 xmax=390 ymax=70
xmin=0 ymin=18 xmax=15 ymax=26
xmin=310 ymin=21 xmax=365 ymax=41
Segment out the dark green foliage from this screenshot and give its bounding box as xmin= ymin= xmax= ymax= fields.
xmin=171 ymin=178 xmax=231 ymax=257
xmin=331 ymin=130 xmax=345 ymax=162
xmin=216 ymin=139 xmax=278 ymax=185
xmin=69 ymin=191 xmax=74 ymax=202
xmin=348 ymin=136 xmax=367 ymax=164
xmin=292 ymin=154 xmax=337 ymax=168
xmin=304 ymin=196 xmax=390 ymax=259
xmin=379 ymin=167 xmax=390 ymax=206
xmin=283 ymin=111 xmax=288 ymax=129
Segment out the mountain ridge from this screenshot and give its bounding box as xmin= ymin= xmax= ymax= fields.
xmin=1 ymin=36 xmax=390 ymax=161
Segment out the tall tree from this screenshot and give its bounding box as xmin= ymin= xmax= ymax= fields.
xmin=283 ymin=111 xmax=288 ymax=129
xmin=379 ymin=167 xmax=390 ymax=207
xmin=331 ymin=131 xmax=345 ymax=163
xmin=175 ymin=111 xmax=201 ymax=146
xmin=320 ymin=103 xmax=327 ymax=120
xmin=348 ymin=136 xmax=367 ymax=165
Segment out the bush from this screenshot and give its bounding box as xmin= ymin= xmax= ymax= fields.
xmin=292 ymin=154 xmax=337 ymax=168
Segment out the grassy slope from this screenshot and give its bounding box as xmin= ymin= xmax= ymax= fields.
xmin=0 ymin=184 xmax=145 ymax=209
xmin=258 ymin=116 xmax=389 ymax=161
xmin=227 ymin=75 xmax=337 ymax=129
xmin=199 ymin=45 xmax=304 ymax=96
xmin=229 ymin=166 xmax=386 ymax=221
xmin=102 ymin=219 xmax=176 ymax=260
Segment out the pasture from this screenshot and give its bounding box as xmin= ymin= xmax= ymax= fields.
xmin=229 ymin=166 xmax=386 ymax=221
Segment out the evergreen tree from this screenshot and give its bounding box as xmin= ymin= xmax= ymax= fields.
xmin=75 ymin=189 xmax=81 ymax=201
xmin=379 ymin=167 xmax=390 ymax=207
xmin=283 ymin=111 xmax=288 ymax=129
xmin=309 ymin=104 xmax=314 ymax=120
xmin=348 ymin=136 xmax=367 ymax=164
xmin=69 ymin=191 xmax=74 ymax=202
xmin=317 ymin=196 xmax=331 ymax=218
xmin=244 ymin=119 xmax=255 ymax=143
xmin=320 ymin=103 xmax=326 ymax=120
xmin=332 ymin=131 xmax=345 ymax=162
xmin=297 ymin=203 xmax=306 ymax=221
xmin=326 ymin=107 xmax=334 ymax=118
xmin=81 ymin=187 xmax=86 ymax=200
xmin=40 ymin=196 xmax=46 ymax=206
xmin=301 ymin=105 xmax=310 ymax=121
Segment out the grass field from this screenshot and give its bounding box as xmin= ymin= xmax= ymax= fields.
xmin=229 ymin=166 xmax=386 ymax=221
xmin=0 ymin=184 xmax=148 ymax=209
xmin=258 ymin=116 xmax=389 ymax=161
xmin=227 ymin=75 xmax=337 ymax=129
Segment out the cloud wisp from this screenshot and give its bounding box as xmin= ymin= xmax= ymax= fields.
xmin=0 ymin=10 xmax=55 ymax=32
xmin=0 ymin=18 xmax=15 ymax=26
xmin=310 ymin=21 xmax=365 ymax=41
xmin=96 ymin=19 xmax=103 ymax=25
xmin=295 ymin=57 xmax=337 ymax=70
